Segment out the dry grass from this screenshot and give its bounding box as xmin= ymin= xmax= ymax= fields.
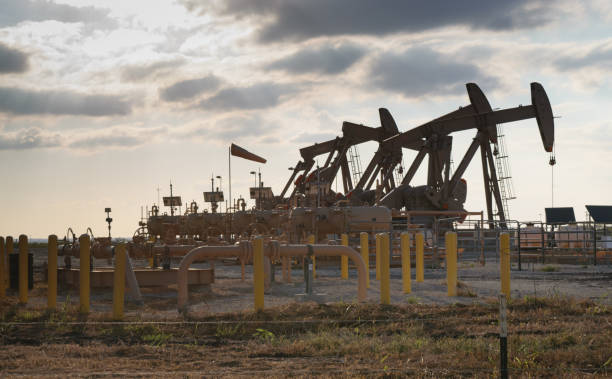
xmin=0 ymin=295 xmax=610 ymax=377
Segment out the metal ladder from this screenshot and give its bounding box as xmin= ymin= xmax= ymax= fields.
xmin=347 ymin=145 xmax=363 ymax=186
xmin=493 ymin=124 xmax=517 ymax=219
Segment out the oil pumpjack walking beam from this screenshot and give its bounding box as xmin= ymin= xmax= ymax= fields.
xmin=381 ymin=82 xmax=554 ymax=227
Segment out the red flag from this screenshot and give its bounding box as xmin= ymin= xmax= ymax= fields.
xmin=230 ymin=143 xmax=266 ymax=163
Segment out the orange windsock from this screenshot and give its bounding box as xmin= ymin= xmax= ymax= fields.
xmin=230 ymin=143 xmax=267 ymax=163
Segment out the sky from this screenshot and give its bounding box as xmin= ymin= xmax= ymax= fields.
xmin=0 ymin=0 xmax=611 ymax=238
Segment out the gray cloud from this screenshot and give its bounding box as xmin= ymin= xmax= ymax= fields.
xmin=179 ymin=115 xmax=277 ymax=143
xmin=0 ymin=127 xmax=61 ymax=150
xmin=183 ymin=0 xmax=556 ymax=42
xmin=266 ymin=43 xmax=366 ymax=75
xmin=121 ymin=59 xmax=186 ymax=82
xmin=369 ymin=47 xmax=499 ymax=98
xmin=68 ymin=126 xmax=168 ymax=149
xmin=0 ymin=87 xmax=132 ymax=116
xmin=160 ymin=74 xmax=222 ymax=102
xmin=0 ymin=43 xmax=29 ymax=74
xmin=0 ymin=0 xmax=114 ymax=28
xmin=554 ymin=43 xmax=612 ymax=71
xmin=197 ymin=82 xmax=296 ymax=110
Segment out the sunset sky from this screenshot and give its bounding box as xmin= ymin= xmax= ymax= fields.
xmin=1 ymin=0 xmax=611 ymax=238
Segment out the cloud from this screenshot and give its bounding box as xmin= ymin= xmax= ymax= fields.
xmin=0 ymin=127 xmax=61 ymax=150
xmin=0 ymin=43 xmax=29 ymax=74
xmin=0 ymin=0 xmax=114 ymax=28
xmin=120 ymin=58 xmax=186 ymax=82
xmin=183 ymin=0 xmax=558 ymax=42
xmin=68 ymin=126 xmax=168 ymax=150
xmin=159 ymin=74 xmax=222 ymax=102
xmin=553 ymin=42 xmax=612 ymax=71
xmin=178 ymin=115 xmax=277 ymax=143
xmin=266 ymin=42 xmax=366 ymax=75
xmin=292 ymin=131 xmax=337 ymax=143
xmin=0 ymin=87 xmax=132 ymax=116
xmin=368 ymin=47 xmax=499 ymax=98
xmin=197 ymin=82 xmax=296 ymax=110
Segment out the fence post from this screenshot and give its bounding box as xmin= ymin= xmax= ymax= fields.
xmin=341 ymin=233 xmax=349 ymax=279
xmin=253 ymin=238 xmax=264 ymax=311
xmin=500 ymin=233 xmax=510 ymax=300
xmin=18 ymin=235 xmax=28 ymax=304
xmin=499 ymin=294 xmax=508 ymax=379
xmin=360 ymin=232 xmax=370 ymax=288
xmin=380 ymin=233 xmax=391 ymax=305
xmin=113 ymin=244 xmax=126 ymax=320
xmin=400 ymin=232 xmax=411 ymax=294
xmin=48 ymin=235 xmax=58 ymax=309
xmin=416 ymin=233 xmax=424 ymax=282
xmin=0 ymin=237 xmax=4 ymax=299
xmin=375 ymin=233 xmax=381 ymax=280
xmin=307 ymin=234 xmax=316 ymax=278
xmin=446 ymin=232 xmax=457 ymax=296
xmin=79 ymin=234 xmax=90 ymax=313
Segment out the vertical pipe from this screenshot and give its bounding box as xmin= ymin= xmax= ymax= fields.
xmin=307 ymin=234 xmax=316 ymax=278
xmin=375 ymin=233 xmax=381 ymax=280
xmin=0 ymin=237 xmax=4 ymax=299
xmin=79 ymin=234 xmax=90 ymax=313
xmin=400 ymin=232 xmax=411 ymax=294
xmin=416 ymin=233 xmax=424 ymax=282
xmin=253 ymin=237 xmax=264 ymax=311
xmin=500 ymin=233 xmax=510 ymax=300
xmin=6 ymin=236 xmax=13 ymax=289
xmin=380 ymin=233 xmax=391 ymax=305
xmin=113 ymin=244 xmax=126 ymax=320
xmin=360 ymin=232 xmax=370 ymax=288
xmin=446 ymin=231 xmax=457 ymax=296
xmin=18 ymin=235 xmax=28 ymax=304
xmin=341 ymin=233 xmax=348 ymax=279
xmin=48 ymin=235 xmax=58 ymax=309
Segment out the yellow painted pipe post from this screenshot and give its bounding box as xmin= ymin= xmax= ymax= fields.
xmin=48 ymin=235 xmax=58 ymax=309
xmin=18 ymin=235 xmax=28 ymax=304
xmin=375 ymin=233 xmax=381 ymax=280
xmin=307 ymin=234 xmax=316 ymax=279
xmin=446 ymin=232 xmax=457 ymax=296
xmin=416 ymin=233 xmax=424 ymax=282
xmin=359 ymin=232 xmax=370 ymax=288
xmin=400 ymin=232 xmax=411 ymax=294
xmin=0 ymin=237 xmax=5 ymax=299
xmin=380 ymin=233 xmax=391 ymax=305
xmin=79 ymin=234 xmax=90 ymax=314
xmin=148 ymin=256 xmax=154 ymax=268
xmin=253 ymin=238 xmax=264 ymax=311
xmin=341 ymin=233 xmax=349 ymax=279
xmin=113 ymin=244 xmax=126 ymax=320
xmin=500 ymin=233 xmax=510 ymax=300
xmin=6 ymin=236 xmax=13 ymax=289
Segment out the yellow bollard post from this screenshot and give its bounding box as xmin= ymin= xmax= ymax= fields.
xmin=48 ymin=235 xmax=58 ymax=309
xmin=307 ymin=234 xmax=316 ymax=279
xmin=380 ymin=233 xmax=391 ymax=305
xmin=18 ymin=235 xmax=28 ymax=304
xmin=0 ymin=237 xmax=4 ymax=299
xmin=253 ymin=237 xmax=264 ymax=311
xmin=113 ymin=244 xmax=126 ymax=320
xmin=375 ymin=233 xmax=381 ymax=280
xmin=360 ymin=232 xmax=370 ymax=288
xmin=500 ymin=233 xmax=510 ymax=300
xmin=401 ymin=232 xmax=411 ymax=294
xmin=446 ymin=232 xmax=457 ymax=296
xmin=6 ymin=236 xmax=13 ymax=289
xmin=79 ymin=234 xmax=90 ymax=314
xmin=148 ymin=256 xmax=154 ymax=268
xmin=416 ymin=233 xmax=424 ymax=282
xmin=341 ymin=233 xmax=349 ymax=279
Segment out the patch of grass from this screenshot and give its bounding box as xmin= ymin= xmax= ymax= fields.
xmin=540 ymin=265 xmax=559 ymax=272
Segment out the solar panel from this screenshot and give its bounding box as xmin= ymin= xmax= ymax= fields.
xmin=163 ymin=196 xmax=182 ymax=207
xmin=585 ymin=205 xmax=612 ymax=223
xmin=545 ymin=207 xmax=575 ymax=224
